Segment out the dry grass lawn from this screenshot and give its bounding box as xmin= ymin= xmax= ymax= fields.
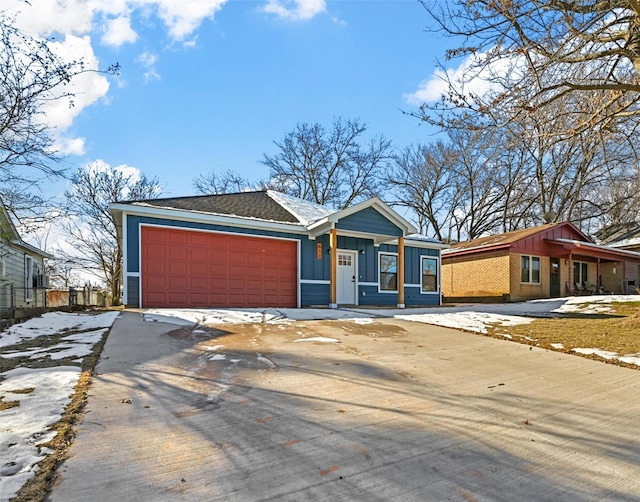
xmin=488 ymin=301 xmax=640 ymax=368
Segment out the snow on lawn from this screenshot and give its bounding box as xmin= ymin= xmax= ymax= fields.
xmin=0 ymin=311 xmax=119 ymax=502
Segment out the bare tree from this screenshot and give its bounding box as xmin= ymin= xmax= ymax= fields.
xmin=192 ymin=168 xmax=276 ymax=195
xmin=261 ymin=117 xmax=393 ymax=209
xmin=386 ymin=142 xmax=457 ymax=240
xmin=417 ymin=0 xmax=640 ymax=134
xmin=0 ymin=13 xmax=118 ymax=216
xmin=63 ymin=162 xmax=162 ymax=304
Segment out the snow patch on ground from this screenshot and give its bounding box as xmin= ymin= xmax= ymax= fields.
xmin=144 ymin=308 xmax=376 ymax=326
xmin=294 ymin=337 xmax=340 ymax=343
xmin=0 ymin=311 xmax=119 ymax=502
xmin=572 ymin=348 xmax=619 ymax=360
xmin=0 ymin=367 xmax=81 ymax=500
xmin=396 ymin=311 xmax=532 ymax=334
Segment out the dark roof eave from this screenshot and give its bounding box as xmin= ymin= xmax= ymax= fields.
xmin=442 ymin=242 xmax=511 ymax=257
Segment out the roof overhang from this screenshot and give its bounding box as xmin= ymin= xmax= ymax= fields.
xmin=11 ymin=239 xmax=53 ymax=259
xmin=547 ymin=238 xmax=640 ymax=262
xmin=441 ymin=243 xmax=511 ymax=258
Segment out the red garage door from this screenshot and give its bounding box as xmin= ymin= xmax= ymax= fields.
xmin=141 ymin=226 xmax=297 ymax=308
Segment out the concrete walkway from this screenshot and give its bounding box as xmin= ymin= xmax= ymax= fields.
xmin=48 ymin=310 xmax=640 ymax=501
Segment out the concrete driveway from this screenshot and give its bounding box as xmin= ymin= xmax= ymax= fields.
xmin=48 ymin=310 xmax=640 ymax=501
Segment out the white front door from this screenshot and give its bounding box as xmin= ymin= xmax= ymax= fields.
xmin=337 ymin=251 xmax=357 ymax=305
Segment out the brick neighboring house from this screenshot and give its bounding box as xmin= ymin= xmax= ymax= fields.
xmin=441 ymin=221 xmax=640 ymax=302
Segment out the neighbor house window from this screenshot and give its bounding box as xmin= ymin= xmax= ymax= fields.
xmin=521 ymin=255 xmax=541 ymax=284
xmin=379 ymin=252 xmax=398 ymax=291
xmin=25 ymin=255 xmax=33 ymax=301
xmin=421 ymin=256 xmax=438 ymax=292
xmin=573 ymin=261 xmax=588 ymax=285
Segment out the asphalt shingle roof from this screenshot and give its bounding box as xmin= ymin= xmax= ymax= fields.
xmin=128 ymin=191 xmax=301 ymax=224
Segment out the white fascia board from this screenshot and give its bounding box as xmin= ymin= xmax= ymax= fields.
xmin=109 ymin=203 xmax=308 ymax=235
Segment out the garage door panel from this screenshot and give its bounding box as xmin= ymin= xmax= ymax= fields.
xmin=141 ymin=227 xmax=297 ymax=308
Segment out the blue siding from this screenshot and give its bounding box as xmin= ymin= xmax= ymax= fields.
xmin=126 ymin=276 xmax=139 ymax=307
xmin=301 ymin=282 xmax=330 ymax=306
xmin=358 ymin=285 xmax=398 ymax=306
xmin=404 ymin=286 xmax=441 ymax=306
xmin=358 ymin=284 xmax=440 ymax=306
xmin=337 ymin=207 xmax=403 ymax=237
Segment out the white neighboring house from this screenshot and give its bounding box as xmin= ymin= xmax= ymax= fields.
xmin=0 ymin=198 xmax=52 ymax=314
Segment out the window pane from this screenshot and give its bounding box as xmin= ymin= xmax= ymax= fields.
xmin=422 ymin=257 xmax=438 ymax=292
xmin=380 ymin=254 xmax=397 ymax=291
xmin=380 ymin=254 xmax=397 ymax=273
xmin=531 ymin=257 xmax=541 ymax=283
xmin=581 ymin=263 xmax=588 ymax=283
xmin=521 ymin=256 xmax=530 ymax=283
xmin=573 ymin=262 xmax=580 ymax=285
xmin=380 ymin=272 xmax=397 ymax=291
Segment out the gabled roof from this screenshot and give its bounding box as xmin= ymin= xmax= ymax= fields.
xmin=0 ymin=198 xmax=52 ymax=259
xmin=595 ymin=221 xmax=640 ymax=249
xmin=442 ymin=221 xmax=590 ymax=256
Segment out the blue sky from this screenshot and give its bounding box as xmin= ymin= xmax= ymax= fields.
xmin=9 ymin=0 xmax=454 ymax=198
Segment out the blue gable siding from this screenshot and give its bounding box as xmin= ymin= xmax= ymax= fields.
xmin=337 ymin=207 xmax=403 ymax=237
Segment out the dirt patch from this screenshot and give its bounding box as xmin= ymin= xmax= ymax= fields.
xmin=488 ymin=301 xmax=640 ymax=369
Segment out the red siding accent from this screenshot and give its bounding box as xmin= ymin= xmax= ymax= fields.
xmin=141 ymin=226 xmax=297 ymax=308
xmin=512 ymin=224 xmax=589 ymax=255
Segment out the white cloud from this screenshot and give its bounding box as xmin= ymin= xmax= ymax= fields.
xmin=101 ymin=16 xmax=138 ymax=47
xmin=54 ymin=136 xmax=86 ymax=156
xmin=261 ymin=0 xmax=326 ymax=21
xmin=43 ymin=35 xmax=110 ymax=129
xmin=151 ymin=0 xmax=228 ymax=40
xmin=4 ymin=0 xmax=94 ymax=37
xmin=136 ymin=51 xmax=160 ymax=82
xmin=404 ymin=53 xmax=518 ymax=106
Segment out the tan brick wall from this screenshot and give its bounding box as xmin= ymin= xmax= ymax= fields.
xmin=510 ymin=253 xmax=549 ymax=301
xmin=599 ymin=261 xmax=635 ymax=294
xmin=442 ymin=251 xmax=510 ymax=297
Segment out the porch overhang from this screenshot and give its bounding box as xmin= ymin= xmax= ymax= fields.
xmin=546 ymin=238 xmax=640 ymax=262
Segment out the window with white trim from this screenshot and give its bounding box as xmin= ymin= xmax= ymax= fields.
xmin=573 ymin=261 xmax=588 ymax=286
xmin=521 ymin=255 xmax=541 ymax=284
xmin=379 ymin=252 xmax=398 ymax=292
xmin=421 ymin=256 xmax=439 ymax=292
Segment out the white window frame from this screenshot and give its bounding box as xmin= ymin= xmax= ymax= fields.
xmin=25 ymin=255 xmax=34 ymax=301
xmin=573 ymin=260 xmax=589 ymax=286
xmin=378 ymin=251 xmax=398 ymax=293
xmin=420 ymin=256 xmax=440 ymax=293
xmin=521 ymin=255 xmax=541 ymax=284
